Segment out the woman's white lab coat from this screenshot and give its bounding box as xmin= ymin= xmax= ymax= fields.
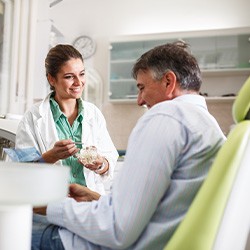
xmin=15 ymin=93 xmax=119 ymax=195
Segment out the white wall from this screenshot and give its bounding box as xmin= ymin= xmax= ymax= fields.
xmin=50 ymin=0 xmax=250 ymax=36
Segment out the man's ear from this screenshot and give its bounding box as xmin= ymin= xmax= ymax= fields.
xmin=162 ymin=71 xmax=176 ymax=95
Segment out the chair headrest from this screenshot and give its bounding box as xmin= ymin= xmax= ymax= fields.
xmin=232 ymin=76 xmax=250 ymax=123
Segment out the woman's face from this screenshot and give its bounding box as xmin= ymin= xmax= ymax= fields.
xmin=49 ymin=58 xmax=85 ymax=101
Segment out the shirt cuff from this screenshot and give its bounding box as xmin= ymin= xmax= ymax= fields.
xmin=37 ymin=157 xmax=45 ymax=163
xmin=94 ymin=162 xmax=106 ymax=174
xmin=33 ymin=156 xmax=45 ymax=163
xmin=47 ymin=199 xmax=66 ymax=227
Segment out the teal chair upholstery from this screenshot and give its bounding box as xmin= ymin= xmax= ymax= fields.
xmin=164 ymin=76 xmax=250 ymax=250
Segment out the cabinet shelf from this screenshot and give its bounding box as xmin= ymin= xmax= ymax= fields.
xmin=110 ymin=79 xmax=135 ymax=82
xmin=205 ymin=96 xmax=235 ymax=102
xmin=109 ymin=96 xmax=236 ymax=104
xmin=110 ymin=59 xmax=136 ymax=64
xmin=201 ymin=68 xmax=250 ymax=76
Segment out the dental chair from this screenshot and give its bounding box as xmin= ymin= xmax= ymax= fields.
xmin=164 ymin=76 xmax=250 ymax=250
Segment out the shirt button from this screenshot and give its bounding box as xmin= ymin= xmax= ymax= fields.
xmin=73 ymin=174 xmax=77 ymax=178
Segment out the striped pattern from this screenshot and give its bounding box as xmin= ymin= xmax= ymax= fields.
xmin=47 ymin=94 xmax=226 ymax=250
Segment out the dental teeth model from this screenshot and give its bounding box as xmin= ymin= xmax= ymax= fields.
xmin=76 ymin=146 xmax=98 ymax=165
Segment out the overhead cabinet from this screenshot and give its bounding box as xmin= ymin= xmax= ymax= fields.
xmin=109 ymin=30 xmax=250 ymax=102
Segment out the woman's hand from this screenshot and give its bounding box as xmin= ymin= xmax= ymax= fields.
xmin=68 ymin=183 xmax=101 ymax=201
xmin=77 ymin=146 xmax=109 ymax=174
xmin=42 ymin=139 xmax=79 ymax=163
xmin=82 ymin=156 xmax=109 ymax=174
xmin=83 ymin=154 xmax=104 ymax=170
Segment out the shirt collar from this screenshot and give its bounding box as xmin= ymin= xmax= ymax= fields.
xmin=174 ymin=94 xmax=207 ymax=110
xmin=50 ymin=96 xmax=84 ymax=123
xmin=50 ymin=96 xmax=64 ymax=122
xmin=77 ymin=99 xmax=84 ymax=123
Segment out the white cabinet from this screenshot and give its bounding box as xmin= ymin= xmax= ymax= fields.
xmin=109 ymin=29 xmax=250 ymax=102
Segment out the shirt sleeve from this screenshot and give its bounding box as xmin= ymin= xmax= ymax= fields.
xmin=47 ymin=114 xmax=185 ymax=248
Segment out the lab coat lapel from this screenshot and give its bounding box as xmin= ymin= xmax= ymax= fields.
xmin=37 ymin=115 xmax=58 ymax=150
xmin=36 ymin=93 xmax=59 ymax=151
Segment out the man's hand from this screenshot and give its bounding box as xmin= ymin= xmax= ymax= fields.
xmin=68 ymin=183 xmax=101 ymax=202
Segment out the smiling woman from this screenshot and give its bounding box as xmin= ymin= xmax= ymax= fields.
xmin=14 ymin=44 xmax=119 ymax=195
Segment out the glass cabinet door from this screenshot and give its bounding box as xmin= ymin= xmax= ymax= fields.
xmin=109 ymin=42 xmax=141 ymax=100
xmin=185 ymin=36 xmax=217 ymax=69
xmin=237 ymin=34 xmax=250 ymax=68
xmin=109 ymin=39 xmax=174 ymax=100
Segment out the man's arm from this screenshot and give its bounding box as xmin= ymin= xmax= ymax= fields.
xmin=46 ymin=114 xmax=180 ymax=248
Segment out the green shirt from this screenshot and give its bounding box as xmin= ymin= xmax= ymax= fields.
xmin=50 ymin=96 xmax=86 ymax=186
